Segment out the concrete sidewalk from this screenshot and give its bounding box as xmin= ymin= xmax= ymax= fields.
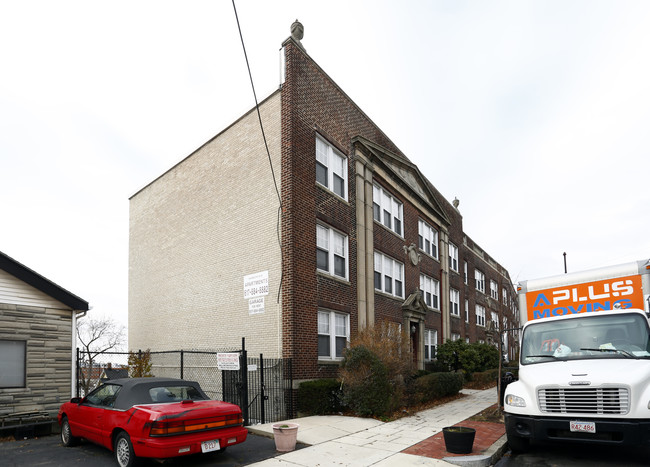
xmin=248 ymin=388 xmax=507 ymax=466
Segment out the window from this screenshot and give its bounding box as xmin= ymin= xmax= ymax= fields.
xmin=420 ymin=274 xmax=440 ymax=309
xmin=465 ymin=299 xmax=469 ymax=323
xmin=318 ymin=310 xmax=349 ymax=360
xmin=450 ymin=288 xmax=460 ymax=316
xmin=418 ymin=219 xmax=438 ymax=259
xmin=449 ymin=243 xmax=458 ymax=272
xmin=475 ymin=270 xmax=485 ymax=293
xmin=491 ymin=312 xmax=498 ymax=329
xmin=490 ymin=280 xmax=499 ymax=300
xmin=373 ymin=184 xmax=403 ymax=236
xmin=316 ymin=136 xmax=347 ymax=199
xmin=424 ymin=329 xmax=437 ymax=361
xmin=316 ymin=224 xmax=348 ymax=279
xmin=86 ymin=383 xmax=121 ymax=407
xmin=0 ymin=340 xmax=26 ymax=388
xmin=463 ymin=261 xmax=468 ymax=284
xmin=451 ymin=333 xmax=461 ymax=341
xmin=374 ymin=252 xmax=404 ymax=298
xmin=503 ymin=287 xmax=508 ymax=305
xmin=476 ymin=304 xmax=486 ymax=327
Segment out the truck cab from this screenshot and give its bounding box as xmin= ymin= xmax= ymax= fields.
xmin=504 ymin=259 xmax=650 ymax=451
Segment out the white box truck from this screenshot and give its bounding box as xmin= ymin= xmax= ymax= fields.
xmin=504 ymin=258 xmax=650 ymax=451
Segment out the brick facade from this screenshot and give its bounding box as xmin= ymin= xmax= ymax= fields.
xmin=128 ymin=31 xmax=518 ymax=384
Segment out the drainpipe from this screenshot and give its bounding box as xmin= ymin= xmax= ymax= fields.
xmin=71 ymin=309 xmax=88 ymax=397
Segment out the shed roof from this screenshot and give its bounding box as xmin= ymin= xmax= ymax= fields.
xmin=0 ymin=250 xmax=89 ymax=311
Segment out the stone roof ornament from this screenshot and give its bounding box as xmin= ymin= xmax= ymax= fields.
xmin=291 ymin=19 xmax=305 ymax=50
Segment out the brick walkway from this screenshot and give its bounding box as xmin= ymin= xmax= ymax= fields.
xmin=403 ymin=418 xmax=505 ymax=460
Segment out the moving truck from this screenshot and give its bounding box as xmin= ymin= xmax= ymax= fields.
xmin=504 ymin=258 xmax=650 ymax=451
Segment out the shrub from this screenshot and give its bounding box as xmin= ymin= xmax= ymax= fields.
xmin=340 ymin=345 xmax=392 ymax=416
xmin=128 ymin=349 xmax=154 ymax=377
xmin=339 ymin=321 xmax=415 ymax=417
xmin=469 ymin=368 xmax=499 ymax=388
xmin=297 ymin=379 xmax=343 ymax=415
xmin=435 ymin=340 xmax=500 ymax=374
xmin=413 ymin=372 xmax=464 ymax=403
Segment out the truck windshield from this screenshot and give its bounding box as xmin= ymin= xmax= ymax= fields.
xmin=521 ymin=313 xmax=650 ymax=365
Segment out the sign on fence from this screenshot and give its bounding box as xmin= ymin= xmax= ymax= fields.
xmin=217 ymin=353 xmax=240 ymax=370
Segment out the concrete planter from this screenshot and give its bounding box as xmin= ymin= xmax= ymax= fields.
xmin=272 ymin=423 xmax=299 ymax=452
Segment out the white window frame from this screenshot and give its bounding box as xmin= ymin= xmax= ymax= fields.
xmin=373 ymin=184 xmax=403 ymax=236
xmin=419 ymin=274 xmax=440 ymax=310
xmin=476 ymin=304 xmax=486 ymax=327
xmin=449 ymin=242 xmax=459 ymax=272
xmin=424 ymin=329 xmax=437 ymax=362
xmin=374 ymin=252 xmax=404 ymax=298
xmin=0 ymin=340 xmax=26 ymax=388
xmin=418 ymin=219 xmax=438 ymax=259
xmin=490 ymin=280 xmax=499 ymax=300
xmin=316 ymin=135 xmax=348 ymax=200
xmin=318 ymin=310 xmax=350 ymax=360
xmin=316 ymin=223 xmax=349 ymax=280
xmin=465 ymin=299 xmax=469 ymax=323
xmin=491 ymin=311 xmax=498 ymax=329
xmin=450 ymin=288 xmax=460 ymax=317
xmin=475 ymin=270 xmax=485 ymax=293
xmin=503 ymin=287 xmax=508 ymax=305
xmin=451 ymin=333 xmax=461 ymax=342
xmin=463 ymin=261 xmax=468 ymax=284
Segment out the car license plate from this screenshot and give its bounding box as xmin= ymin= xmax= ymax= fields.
xmin=570 ymin=421 xmax=596 ymax=433
xmin=201 ymin=439 xmax=220 ymax=453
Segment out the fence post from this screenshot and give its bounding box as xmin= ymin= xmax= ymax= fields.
xmin=180 ymin=350 xmax=184 ymax=379
xmin=76 ymin=348 xmax=80 ymax=397
xmin=241 ymin=338 xmax=249 ymax=426
xmin=260 ymin=353 xmax=265 ymax=424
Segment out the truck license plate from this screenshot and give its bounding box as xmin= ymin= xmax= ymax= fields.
xmin=570 ymin=421 xmax=596 ymax=433
xmin=201 ymin=439 xmax=220 ymax=453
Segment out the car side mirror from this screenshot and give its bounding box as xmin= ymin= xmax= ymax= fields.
xmin=71 ymin=397 xmax=83 ymax=404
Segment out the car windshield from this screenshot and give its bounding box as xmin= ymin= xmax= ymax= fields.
xmin=521 ymin=313 xmax=650 ymax=365
xmin=148 ymin=385 xmax=206 ymax=403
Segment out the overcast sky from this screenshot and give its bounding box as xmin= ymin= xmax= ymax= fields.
xmin=2 ymin=1 xmax=649 ymax=333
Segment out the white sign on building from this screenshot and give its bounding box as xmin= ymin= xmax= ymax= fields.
xmin=243 ymin=271 xmax=269 ymax=299
xmin=249 ymin=296 xmax=265 ymax=315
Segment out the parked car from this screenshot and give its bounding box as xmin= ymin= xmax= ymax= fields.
xmin=58 ymin=377 xmax=248 ymax=467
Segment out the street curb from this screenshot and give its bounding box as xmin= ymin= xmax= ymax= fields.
xmin=442 ymin=434 xmax=508 ymax=467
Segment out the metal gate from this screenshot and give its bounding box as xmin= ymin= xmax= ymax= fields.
xmin=222 ymin=341 xmax=294 ymax=426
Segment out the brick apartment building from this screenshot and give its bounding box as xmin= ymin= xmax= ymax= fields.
xmin=128 ymin=23 xmax=518 ymax=385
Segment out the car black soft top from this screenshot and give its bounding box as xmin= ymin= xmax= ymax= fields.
xmin=97 ymin=377 xmax=209 ymax=410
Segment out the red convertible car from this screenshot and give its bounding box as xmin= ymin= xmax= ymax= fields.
xmin=58 ymin=377 xmax=248 ymax=467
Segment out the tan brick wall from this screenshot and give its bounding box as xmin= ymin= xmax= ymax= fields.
xmin=129 ymin=91 xmax=283 ymax=357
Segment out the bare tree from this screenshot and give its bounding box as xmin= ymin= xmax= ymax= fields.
xmin=77 ymin=316 xmax=126 ymax=395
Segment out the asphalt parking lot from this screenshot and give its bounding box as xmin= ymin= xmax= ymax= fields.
xmin=0 ymin=431 xmax=302 ymax=466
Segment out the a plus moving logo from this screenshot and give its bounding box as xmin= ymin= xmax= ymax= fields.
xmin=526 ymin=275 xmax=644 ymax=321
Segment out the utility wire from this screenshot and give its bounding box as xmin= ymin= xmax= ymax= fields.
xmin=231 ymin=0 xmax=283 ymax=304
xmin=231 ymin=0 xmax=282 ymax=209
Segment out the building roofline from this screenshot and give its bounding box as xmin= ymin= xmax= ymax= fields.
xmin=129 ymin=89 xmax=282 ymax=200
xmin=0 ymin=250 xmax=90 ymax=311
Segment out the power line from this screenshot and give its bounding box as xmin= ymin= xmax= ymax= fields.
xmin=231 ymin=0 xmax=282 ymax=209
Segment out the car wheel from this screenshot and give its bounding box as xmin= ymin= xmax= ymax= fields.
xmin=114 ymin=432 xmax=139 ymax=467
xmin=60 ymin=417 xmax=79 ymax=447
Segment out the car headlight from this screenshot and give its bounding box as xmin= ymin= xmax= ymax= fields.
xmin=505 ymin=394 xmax=526 ymax=407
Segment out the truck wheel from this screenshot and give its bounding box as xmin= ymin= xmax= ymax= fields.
xmin=506 ymin=433 xmax=529 ymax=453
